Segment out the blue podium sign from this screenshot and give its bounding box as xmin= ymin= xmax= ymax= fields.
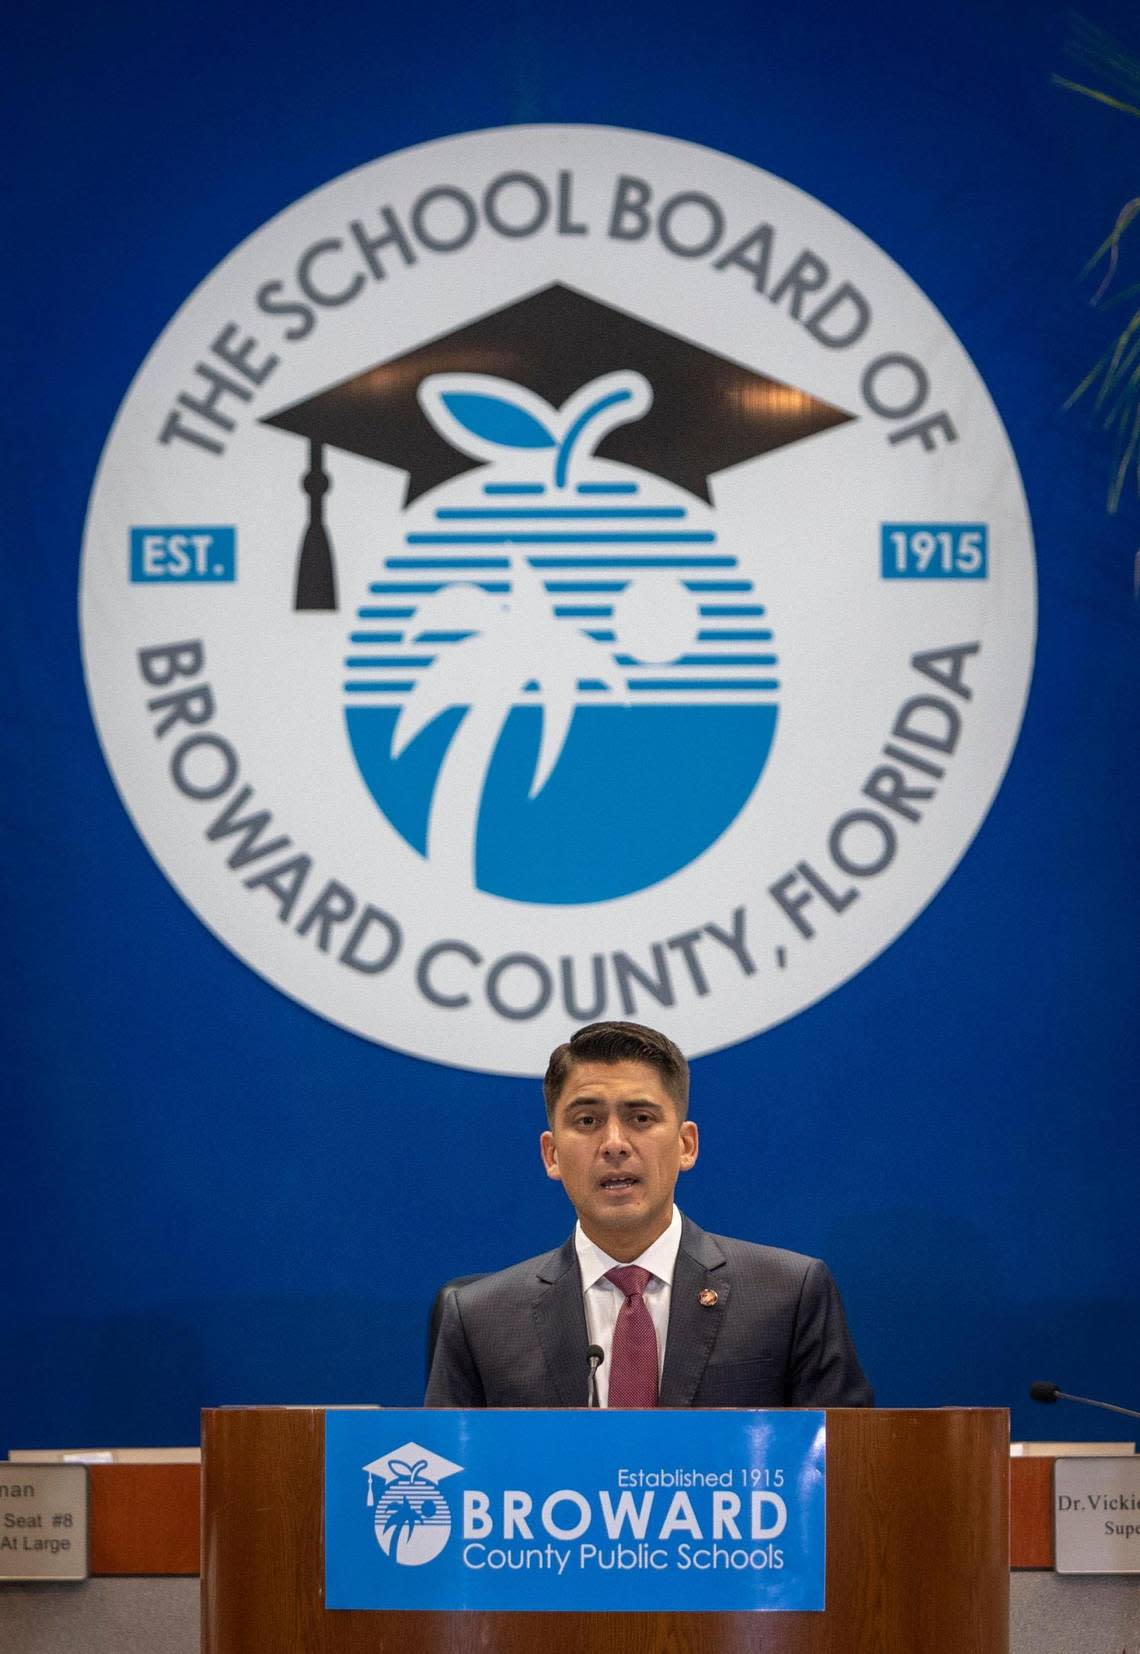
xmin=325 ymin=1409 xmax=825 ymax=1612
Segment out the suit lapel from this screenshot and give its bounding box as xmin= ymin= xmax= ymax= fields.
xmin=659 ymin=1218 xmax=729 ymax=1407
xmin=532 ymin=1236 xmax=591 ymax=1405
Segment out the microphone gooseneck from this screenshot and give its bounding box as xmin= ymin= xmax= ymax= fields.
xmin=1028 ymin=1380 xmax=1140 ymax=1422
xmin=587 ymin=1344 xmax=605 ymax=1410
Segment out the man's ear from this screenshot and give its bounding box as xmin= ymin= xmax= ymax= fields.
xmin=540 ymin=1129 xmax=562 ymax=1182
xmin=679 ymin=1119 xmax=699 ymax=1173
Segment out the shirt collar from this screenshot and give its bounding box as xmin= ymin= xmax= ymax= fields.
xmin=574 ymin=1205 xmax=683 ymax=1292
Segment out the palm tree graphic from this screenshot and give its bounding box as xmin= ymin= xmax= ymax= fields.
xmin=391 ymin=371 xmax=646 ymax=888
xmin=392 ymin=563 xmax=624 ymax=887
xmin=382 ymin=1493 xmax=433 ymax=1557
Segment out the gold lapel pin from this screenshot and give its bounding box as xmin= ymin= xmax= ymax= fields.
xmin=698 ymin=1288 xmax=718 ymax=1307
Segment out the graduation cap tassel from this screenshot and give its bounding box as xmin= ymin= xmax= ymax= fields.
xmin=294 ymin=441 xmax=337 ymax=611
xmin=366 ymin=1471 xmax=374 ymax=1507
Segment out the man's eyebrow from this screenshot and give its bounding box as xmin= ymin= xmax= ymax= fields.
xmin=612 ymin=1097 xmax=668 ymax=1113
xmin=559 ymin=1094 xmax=667 ymax=1114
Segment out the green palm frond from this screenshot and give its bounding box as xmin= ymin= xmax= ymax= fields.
xmin=1052 ymin=77 xmax=1140 ymax=121
xmin=1096 ymin=278 xmax=1140 ymax=310
xmin=1056 ymin=15 xmax=1140 ymax=521
xmin=1082 ymin=197 xmax=1140 ymax=301
xmin=1059 ymin=12 xmax=1140 ymax=105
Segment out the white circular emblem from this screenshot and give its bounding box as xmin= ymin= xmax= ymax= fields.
xmin=81 ymin=125 xmax=1035 ymax=1075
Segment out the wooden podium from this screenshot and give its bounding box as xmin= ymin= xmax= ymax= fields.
xmin=201 ymin=1406 xmax=1009 ymax=1653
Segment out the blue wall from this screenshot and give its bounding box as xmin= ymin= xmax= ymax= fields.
xmin=5 ymin=0 xmax=1138 ymax=1448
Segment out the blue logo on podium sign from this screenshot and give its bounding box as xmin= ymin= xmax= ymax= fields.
xmin=326 ymin=1409 xmax=826 ymax=1612
xmin=364 ymin=1442 xmax=461 ymax=1566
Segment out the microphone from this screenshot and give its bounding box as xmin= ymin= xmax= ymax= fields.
xmin=1028 ymin=1380 xmax=1140 ymax=1422
xmin=587 ymin=1344 xmax=605 ymax=1410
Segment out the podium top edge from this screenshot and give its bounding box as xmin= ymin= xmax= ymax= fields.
xmin=199 ymin=1405 xmax=1012 ymax=1416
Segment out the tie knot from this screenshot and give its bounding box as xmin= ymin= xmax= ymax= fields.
xmin=605 ymin=1265 xmax=652 ymax=1300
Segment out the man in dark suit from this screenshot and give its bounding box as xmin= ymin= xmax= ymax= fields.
xmin=425 ymin=1021 xmax=872 ymax=1409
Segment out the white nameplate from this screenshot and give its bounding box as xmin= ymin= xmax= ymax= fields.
xmin=1054 ymin=1455 xmax=1140 ymax=1574
xmin=0 ymin=1465 xmax=89 ymax=1581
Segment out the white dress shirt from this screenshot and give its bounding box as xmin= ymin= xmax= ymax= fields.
xmin=574 ymin=1205 xmax=683 ymax=1407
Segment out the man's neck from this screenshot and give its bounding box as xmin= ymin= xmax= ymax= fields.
xmin=579 ymin=1210 xmax=674 ymax=1263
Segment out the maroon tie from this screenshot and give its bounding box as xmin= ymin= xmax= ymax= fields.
xmin=605 ymin=1265 xmax=659 ymax=1407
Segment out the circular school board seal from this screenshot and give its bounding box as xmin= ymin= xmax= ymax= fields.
xmin=80 ymin=125 xmax=1035 ymax=1075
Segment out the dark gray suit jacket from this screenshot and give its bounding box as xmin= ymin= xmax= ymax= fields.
xmin=424 ymin=1216 xmax=873 ymax=1408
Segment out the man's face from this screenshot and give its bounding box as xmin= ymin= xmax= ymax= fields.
xmin=540 ymin=1059 xmax=699 ymax=1260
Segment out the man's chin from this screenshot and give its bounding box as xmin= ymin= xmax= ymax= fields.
xmin=589 ymin=1190 xmax=645 ymax=1220
xmin=579 ymin=1196 xmax=663 ymax=1240
xmin=594 ymin=1204 xmax=642 ymax=1224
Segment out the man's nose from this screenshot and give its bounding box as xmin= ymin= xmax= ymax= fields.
xmin=599 ymin=1119 xmax=632 ymax=1155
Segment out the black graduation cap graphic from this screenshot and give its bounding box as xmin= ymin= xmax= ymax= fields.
xmin=262 ymin=283 xmax=855 ymax=610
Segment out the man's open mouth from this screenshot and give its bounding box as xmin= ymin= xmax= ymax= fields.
xmin=599 ymin=1175 xmax=639 ymax=1191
